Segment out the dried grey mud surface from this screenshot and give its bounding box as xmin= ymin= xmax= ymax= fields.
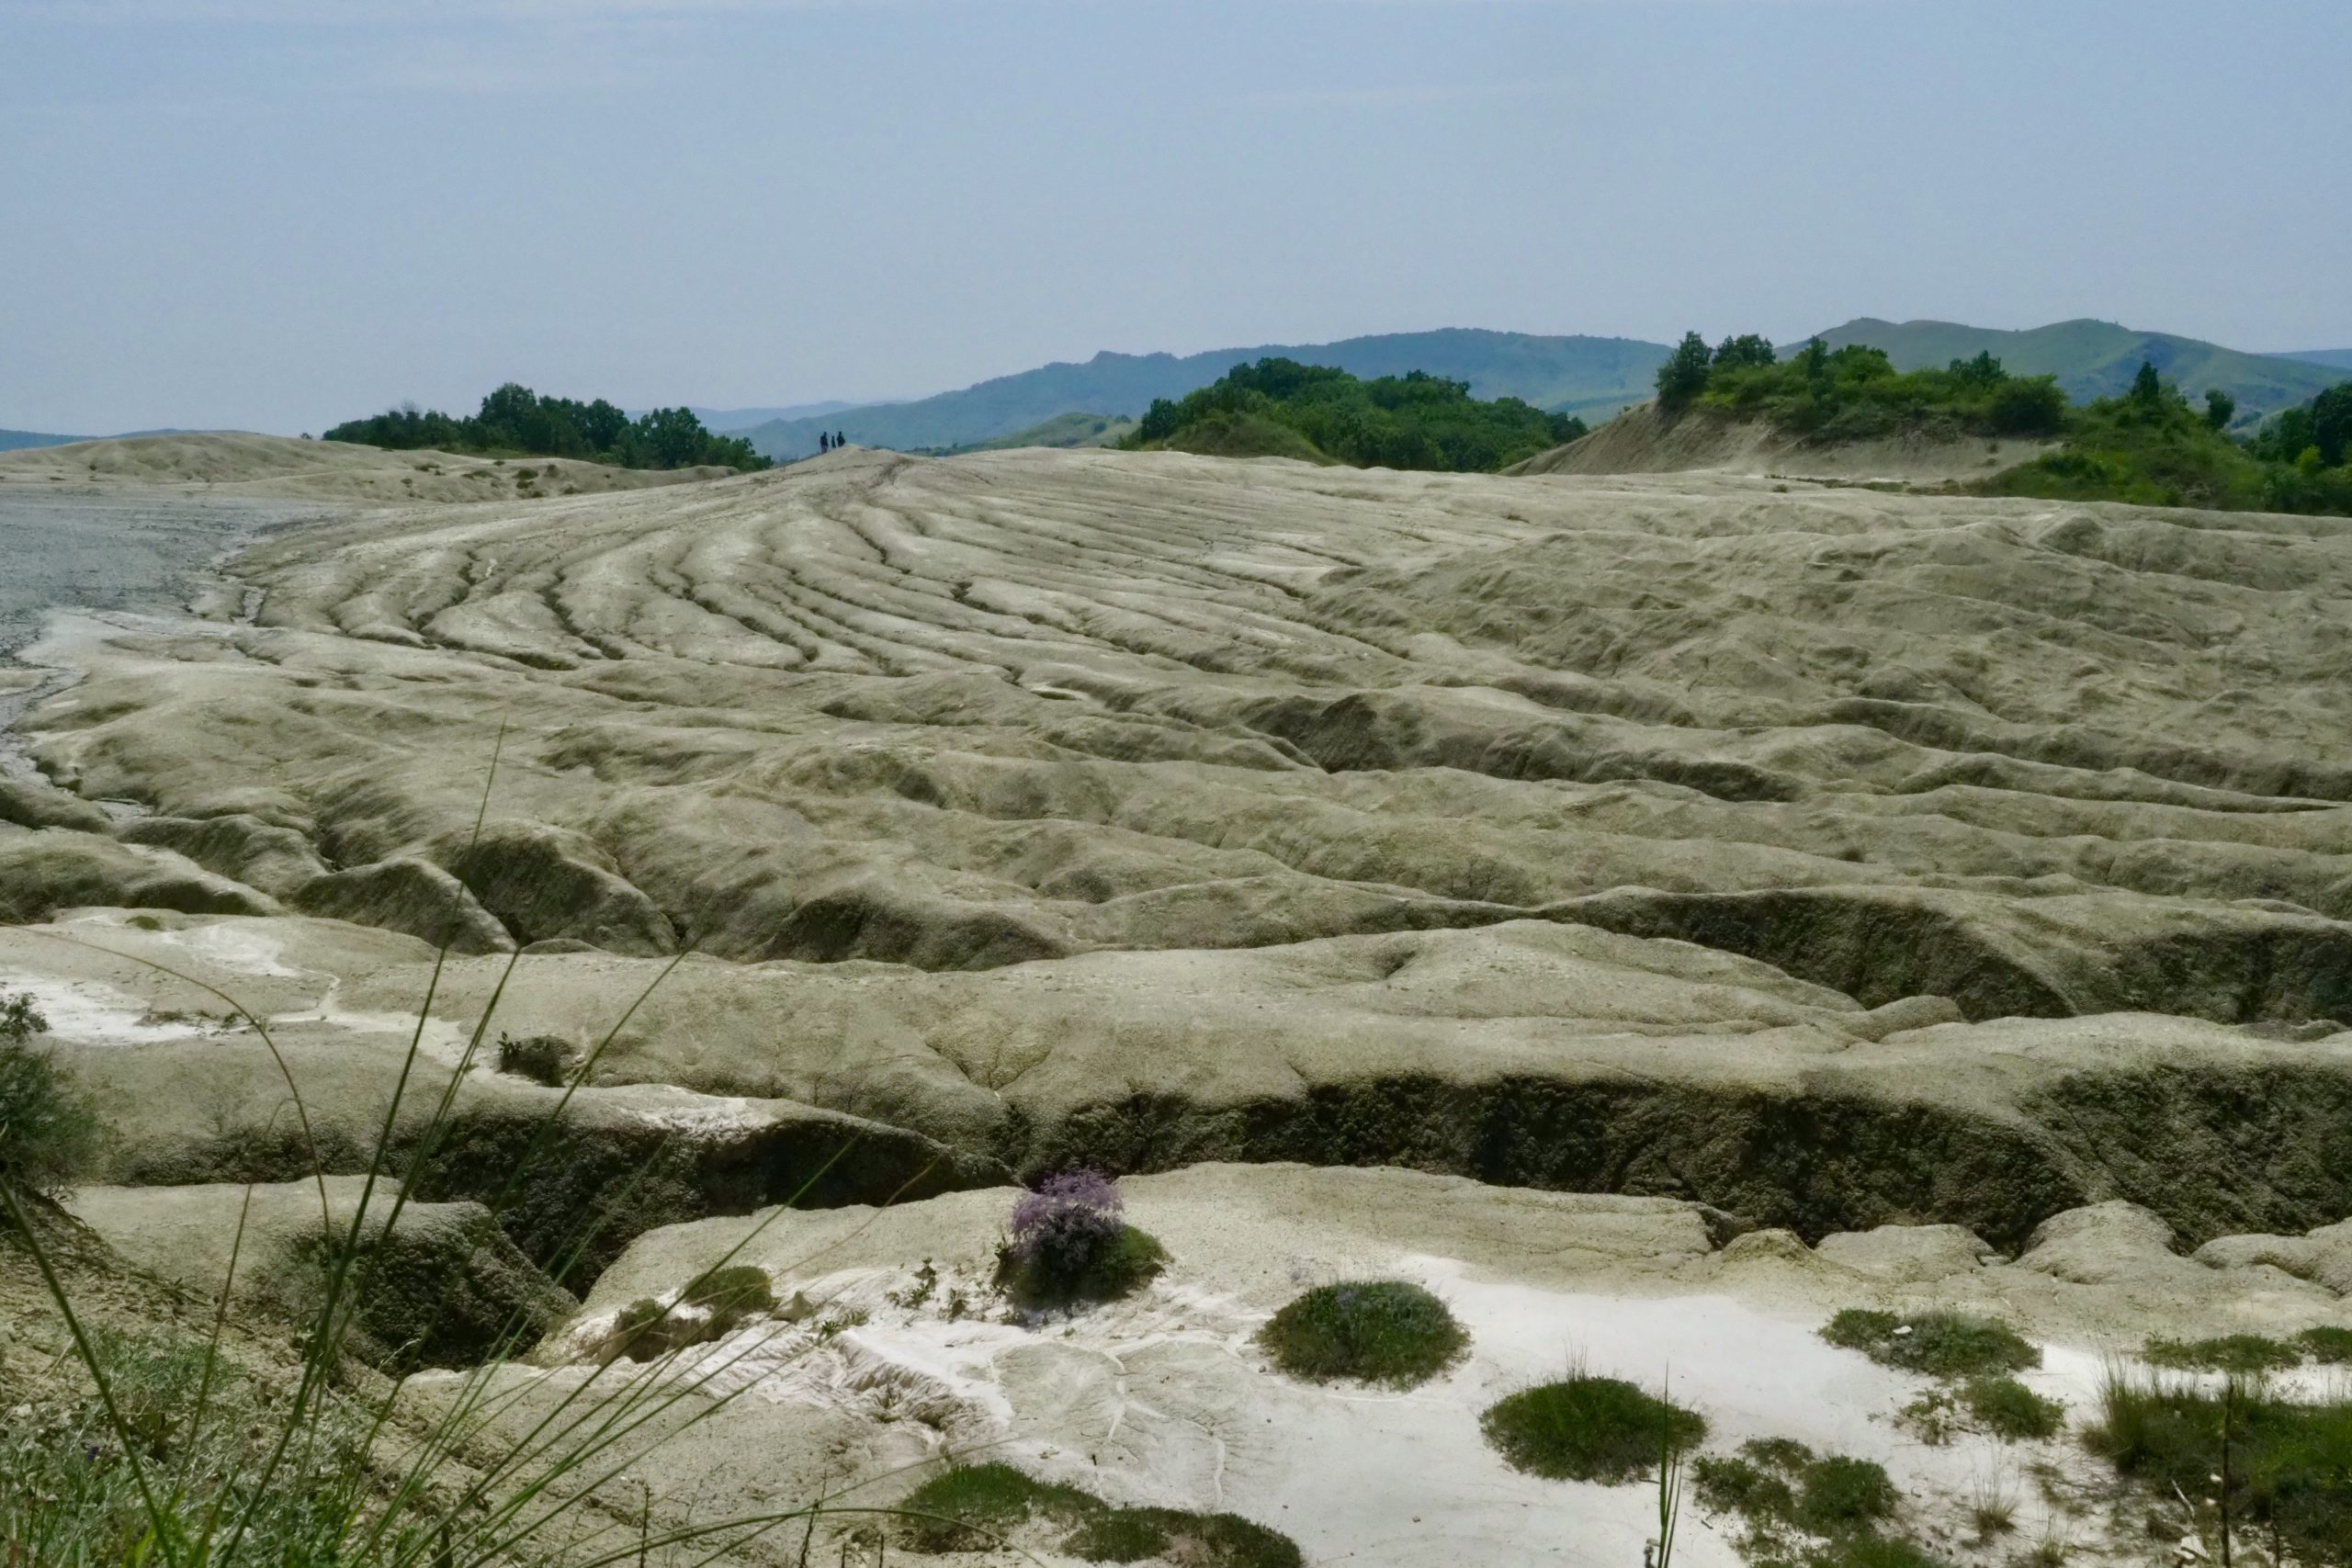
xmin=9 ymin=440 xmax=2352 ymax=1256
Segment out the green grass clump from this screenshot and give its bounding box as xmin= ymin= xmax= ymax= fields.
xmin=2143 ymin=1334 xmax=2302 ymax=1374
xmin=1693 ymin=1453 xmax=1796 ymax=1519
xmin=897 ymin=1462 xmax=1300 ymax=1567
xmin=2089 ymin=1372 xmax=2352 ymax=1565
xmin=995 ymin=1224 xmax=1167 ymax=1309
xmin=0 ymin=1325 xmax=377 ymax=1565
xmin=2298 ymin=1327 xmax=2352 ymax=1364
xmin=1820 ymin=1309 xmax=2039 ymax=1378
xmin=1257 ymin=1280 xmax=1468 ymax=1388
xmin=1479 ymin=1375 xmax=1705 ymax=1483
xmin=1962 ymin=1375 xmax=2065 ymax=1440
xmin=1689 ymin=1438 xmax=1922 ymax=1562
xmin=1793 ymin=1455 xmax=1899 ymax=1535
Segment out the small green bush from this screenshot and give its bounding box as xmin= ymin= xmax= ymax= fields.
xmin=1479 ymin=1375 xmax=1705 ymax=1483
xmin=1257 ymin=1280 xmax=1468 ymax=1387
xmin=996 ymin=1221 xmax=1166 ymax=1308
xmin=682 ymin=1263 xmax=776 ymax=1316
xmin=1794 ymin=1455 xmax=1898 ymax=1535
xmin=1963 ymin=1375 xmax=2064 ymax=1440
xmin=2298 ymin=1326 xmax=2352 ymax=1365
xmin=0 ymin=994 xmax=104 ymax=1204
xmin=1820 ymin=1309 xmax=2039 ymax=1378
xmin=2143 ymin=1334 xmax=2301 ymax=1374
xmin=897 ymin=1462 xmax=1300 ymax=1567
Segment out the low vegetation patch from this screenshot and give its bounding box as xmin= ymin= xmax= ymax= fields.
xmin=1257 ymin=1280 xmax=1468 ymax=1387
xmin=1691 ymin=1438 xmax=1935 ymax=1568
xmin=0 ymin=1325 xmax=378 ymax=1565
xmin=1479 ymin=1373 xmax=1705 ymax=1483
xmin=897 ymin=1462 xmax=1300 ymax=1567
xmin=599 ymin=1267 xmax=775 ymax=1363
xmin=1821 ymin=1308 xmax=2039 ymax=1378
xmin=1962 ymin=1375 xmax=2065 ymax=1440
xmin=2143 ymin=1333 xmax=2305 ymax=1374
xmin=1129 ymin=357 xmax=1585 ymax=472
xmin=2088 ymin=1371 xmax=2352 ymax=1565
xmin=2299 ymin=1326 xmax=2352 ymax=1364
xmin=994 ymin=1170 xmax=1166 ymax=1308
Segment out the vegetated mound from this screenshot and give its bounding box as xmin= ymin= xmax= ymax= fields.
xmin=1808 ymin=316 xmax=2344 ymax=423
xmin=324 ymin=383 xmax=769 ymax=473
xmin=1126 ymin=357 xmax=1585 ymax=471
xmin=1981 ymin=369 xmax=2352 ymax=516
xmin=1508 ymin=403 xmax=2052 ymax=482
xmin=0 ymin=432 xmax=737 ymax=502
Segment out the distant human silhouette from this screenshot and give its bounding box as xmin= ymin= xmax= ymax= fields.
xmin=835 ymin=430 xmax=847 ymax=449
xmin=819 ymin=432 xmax=830 ymax=453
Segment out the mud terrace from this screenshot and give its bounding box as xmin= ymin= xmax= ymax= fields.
xmin=7 ymin=434 xmax=2352 ymax=1564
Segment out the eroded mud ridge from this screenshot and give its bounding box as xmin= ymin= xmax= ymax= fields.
xmin=11 ymin=446 xmax=2352 ymax=1254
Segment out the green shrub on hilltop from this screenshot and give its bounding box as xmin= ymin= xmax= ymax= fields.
xmin=1129 ymin=357 xmax=1585 ymax=472
xmin=1668 ymin=332 xmax=2068 ymax=440
xmin=1981 ymin=366 xmax=2352 ymax=515
xmin=325 ymin=383 xmax=770 ymax=472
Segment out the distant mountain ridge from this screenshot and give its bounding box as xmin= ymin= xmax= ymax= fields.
xmin=1801 ymin=318 xmax=2342 ymax=422
xmin=2278 ymin=349 xmax=2352 ymax=373
xmin=737 ymin=329 xmax=1670 ymax=459
xmin=0 ymin=428 xmax=92 ymax=453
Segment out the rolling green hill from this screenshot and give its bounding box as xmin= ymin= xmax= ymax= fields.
xmin=2282 ymin=349 xmax=2352 ymax=373
xmin=1801 ymin=319 xmax=2339 ymax=423
xmin=740 ymin=329 xmax=1668 ymax=460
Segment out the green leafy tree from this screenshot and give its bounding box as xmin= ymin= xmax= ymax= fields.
xmin=1711 ymin=333 xmax=1776 ymax=373
xmin=2204 ymin=389 xmax=2237 ymax=431
xmin=1654 ymin=332 xmax=1714 ymax=412
xmin=2129 ymin=359 xmax=2166 ymax=410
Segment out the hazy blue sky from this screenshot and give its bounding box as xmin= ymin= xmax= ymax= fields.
xmin=5 ymin=0 xmax=2347 ymax=434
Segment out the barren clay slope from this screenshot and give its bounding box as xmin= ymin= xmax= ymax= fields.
xmin=9 ymin=445 xmax=2352 ymax=1245
xmin=1511 ymin=403 xmax=2056 ymax=481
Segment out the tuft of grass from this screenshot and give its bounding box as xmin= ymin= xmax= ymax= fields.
xmin=2088 ymin=1368 xmax=2352 ymax=1566
xmin=2299 ymin=1326 xmax=2352 ymax=1365
xmin=897 ymin=1462 xmax=1300 ymax=1567
xmin=1963 ymin=1376 xmax=2065 ymax=1441
xmin=1967 ymin=1469 xmax=2018 ymax=1540
xmin=1821 ymin=1308 xmax=2039 ymax=1378
xmin=1479 ymin=1374 xmax=1706 ymax=1484
xmin=2143 ymin=1333 xmax=2302 ymax=1374
xmin=1257 ymin=1280 xmax=1468 ymax=1388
